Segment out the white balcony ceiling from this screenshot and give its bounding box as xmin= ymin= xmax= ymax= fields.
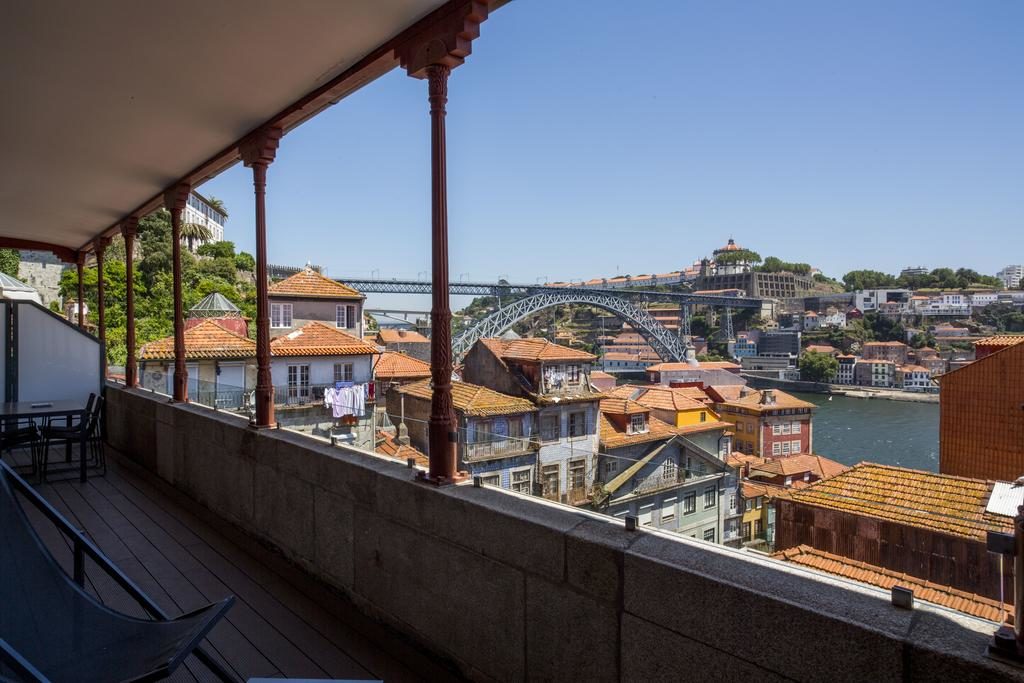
xmin=0 ymin=0 xmax=452 ymax=253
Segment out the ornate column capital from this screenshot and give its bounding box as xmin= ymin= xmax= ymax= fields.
xmin=120 ymin=216 xmax=139 ymax=239
xmin=397 ymin=0 xmax=488 ymax=78
xmin=240 ymin=126 xmax=283 ymax=167
xmin=163 ymin=183 xmax=191 ymax=213
xmin=93 ymin=235 xmax=112 ymax=256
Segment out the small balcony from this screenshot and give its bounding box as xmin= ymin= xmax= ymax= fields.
xmin=464 ymin=435 xmax=540 ymax=462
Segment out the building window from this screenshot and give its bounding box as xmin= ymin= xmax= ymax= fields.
xmin=540 ymin=414 xmax=560 ymax=442
xmin=703 ymin=528 xmax=716 ymax=543
xmin=754 ymin=519 xmax=763 ymax=537
xmin=781 ymin=441 xmax=791 ymax=455
xmin=630 ymin=413 xmax=646 ymax=434
xmin=791 ymin=440 xmax=800 ymax=453
xmin=782 ymin=423 xmax=792 ymax=435
xmin=567 ymin=365 xmax=580 ymax=382
xmin=729 ymin=493 xmax=737 ymax=510
xmin=772 ymin=424 xmax=782 ymax=436
xmin=784 ymin=476 xmax=793 ymax=486
xmin=479 ymin=472 xmax=500 ymax=487
xmin=683 ymin=492 xmax=696 ymax=515
xmin=755 ymin=496 xmax=763 ymax=510
xmin=662 ymin=459 xmax=677 ymax=481
xmin=604 ymin=459 xmax=618 ymax=476
xmin=792 ymin=421 xmax=801 ymax=434
xmin=704 ymin=486 xmax=716 ymax=509
xmin=510 ymin=468 xmax=532 ymax=494
xmin=661 ymin=498 xmax=676 ymax=523
xmin=346 ymin=304 xmax=357 ymax=329
xmin=697 ymin=461 xmax=706 ymax=475
xmin=772 ymin=442 xmax=782 ymax=456
xmin=333 ymin=363 xmax=353 ymax=382
xmin=336 ymin=304 xmax=347 ymax=328
xmin=271 ymin=303 xmax=292 ymax=328
xmin=746 ymin=422 xmax=754 ymax=433
xmin=700 ymin=412 xmax=706 ymax=423
xmin=568 ymin=411 xmax=586 ymax=438
xmin=541 ymin=464 xmax=560 ymax=498
xmin=639 ymin=504 xmax=654 ymax=527
xmin=743 ymin=522 xmax=752 ymax=541
xmin=803 ymin=471 xmax=811 ymax=482
xmin=568 ymin=459 xmax=586 ymax=491
xmin=287 ymin=364 xmax=310 ymax=400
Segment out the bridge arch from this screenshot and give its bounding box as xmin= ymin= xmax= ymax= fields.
xmin=452 ymin=290 xmax=689 ymax=362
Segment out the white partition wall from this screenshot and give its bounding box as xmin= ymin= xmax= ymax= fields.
xmin=15 ymin=302 xmax=102 ymax=403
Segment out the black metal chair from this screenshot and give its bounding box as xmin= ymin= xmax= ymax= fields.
xmin=39 ymin=394 xmax=104 ymax=481
xmin=0 ymin=420 xmax=43 ymax=479
xmin=0 ymin=461 xmax=238 ymax=682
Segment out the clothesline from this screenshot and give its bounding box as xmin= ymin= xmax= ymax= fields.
xmin=323 ymin=383 xmax=368 ymax=418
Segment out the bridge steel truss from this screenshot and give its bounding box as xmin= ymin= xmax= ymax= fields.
xmin=336 ymin=278 xmax=763 ymax=309
xmin=452 ymin=290 xmax=691 ymax=362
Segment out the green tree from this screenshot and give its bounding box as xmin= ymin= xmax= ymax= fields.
xmin=714 ymin=249 xmax=761 ymax=265
xmin=0 ymin=249 xmax=20 ymax=278
xmin=235 ymin=251 xmax=255 ymax=271
xmin=799 ymin=351 xmax=838 ymax=382
xmin=180 ymin=221 xmax=213 ymax=252
xmin=196 ymin=240 xmax=236 ymax=259
xmin=842 ymin=270 xmax=898 ymax=291
xmin=205 ymin=196 xmax=228 ymax=216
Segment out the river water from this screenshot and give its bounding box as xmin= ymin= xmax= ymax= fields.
xmin=791 ymin=392 xmax=940 ymax=472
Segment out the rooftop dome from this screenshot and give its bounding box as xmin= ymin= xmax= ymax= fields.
xmin=713 ymin=238 xmax=743 ymax=255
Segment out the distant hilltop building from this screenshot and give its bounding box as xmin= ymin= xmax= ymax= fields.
xmin=997 ymin=264 xmax=1022 ymax=289
xmin=17 ymin=250 xmax=64 ymax=307
xmin=696 ymin=238 xmax=815 ymax=299
xmin=899 ymin=266 xmax=929 ymax=278
xmin=185 ymin=190 xmax=227 ymax=247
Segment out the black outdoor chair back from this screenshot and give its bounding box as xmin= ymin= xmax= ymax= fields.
xmin=0 ymin=462 xmax=236 ymax=682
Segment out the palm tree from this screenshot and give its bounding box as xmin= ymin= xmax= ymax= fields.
xmin=206 ymin=196 xmax=228 ymax=217
xmin=180 ymin=221 xmax=213 ymax=252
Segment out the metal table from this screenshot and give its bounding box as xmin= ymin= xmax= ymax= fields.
xmin=0 ymin=400 xmax=90 ymax=483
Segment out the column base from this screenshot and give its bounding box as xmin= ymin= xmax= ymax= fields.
xmin=416 ymin=470 xmax=470 ymax=487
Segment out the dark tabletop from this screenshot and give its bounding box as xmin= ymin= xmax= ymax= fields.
xmin=0 ymin=400 xmax=88 ymax=418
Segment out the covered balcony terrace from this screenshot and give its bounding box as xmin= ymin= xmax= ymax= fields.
xmin=2 ymin=1 xmax=1021 ymax=680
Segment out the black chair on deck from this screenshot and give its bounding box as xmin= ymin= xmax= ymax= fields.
xmin=0 ymin=461 xmax=237 ymax=682
xmin=39 ymin=394 xmax=105 ymax=481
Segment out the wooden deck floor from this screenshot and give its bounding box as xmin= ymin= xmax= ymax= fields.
xmin=7 ymin=448 xmax=461 ymax=682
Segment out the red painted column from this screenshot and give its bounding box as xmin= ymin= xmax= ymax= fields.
xmin=240 ymin=128 xmax=282 ymax=428
xmin=165 ymin=184 xmax=191 ymax=401
xmin=121 ymin=218 xmax=138 ymax=387
xmin=76 ymin=254 xmax=85 ymax=328
xmin=94 ymin=236 xmax=111 ymax=376
xmin=425 ymin=64 xmax=458 ymax=481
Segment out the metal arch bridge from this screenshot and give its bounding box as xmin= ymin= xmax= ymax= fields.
xmin=334 ymin=277 xmax=763 ymax=309
xmin=451 ymin=290 xmax=693 ymax=362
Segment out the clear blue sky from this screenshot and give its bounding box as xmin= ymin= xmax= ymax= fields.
xmin=202 ymin=0 xmax=1023 ymax=310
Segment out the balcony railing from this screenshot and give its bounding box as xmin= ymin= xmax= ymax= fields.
xmin=630 ymin=468 xmax=714 ymax=496
xmin=465 ymin=435 xmax=540 ymax=461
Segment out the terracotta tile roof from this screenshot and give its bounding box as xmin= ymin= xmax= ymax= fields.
xmin=373 ymin=352 xmax=432 ymax=380
xmin=974 ymin=335 xmax=1024 ymax=348
xmin=599 ymin=398 xmax=650 ymax=416
xmin=773 ymin=545 xmax=1010 ymax=623
xmin=480 ymin=338 xmax=596 ymax=363
xmin=727 ymin=452 xmax=768 ymax=469
xmin=741 ymin=480 xmax=786 ymax=499
xmin=857 ymin=359 xmax=894 ymax=365
xmin=775 ymin=463 xmax=1013 ymax=541
xmin=607 ymin=385 xmax=708 ymax=412
xmin=138 ymin=320 xmax=255 ymax=361
xmin=376 ymin=328 xmax=429 ymax=344
xmin=602 ymin=351 xmax=660 ymax=362
xmin=804 ymin=344 xmax=837 ymax=354
xmin=268 ymin=268 xmax=363 ymax=300
xmin=590 ymin=370 xmax=615 ymax=380
xmin=647 ymin=360 xmax=741 ymax=372
xmin=397 ymin=379 xmax=535 ymax=417
xmin=748 ymin=454 xmax=849 ymax=480
xmin=598 ymin=410 xmax=678 ymax=449
xmin=270 ymin=321 xmax=379 ymax=357
xmin=718 ymin=389 xmax=816 ymax=412
xmin=375 ymin=430 xmax=428 ymax=468
xmin=898 ymin=365 xmax=930 ymax=373
xmin=705 ymin=385 xmax=747 ymax=402
xmin=863 ymin=341 xmax=908 ymax=348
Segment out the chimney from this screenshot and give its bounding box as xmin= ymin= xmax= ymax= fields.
xmin=398 ymin=329 xmax=407 ymax=338
xmin=760 ymin=389 xmax=776 ymax=406
xmin=397 ymin=421 xmax=410 ymax=446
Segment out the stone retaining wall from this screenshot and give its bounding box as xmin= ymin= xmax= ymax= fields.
xmin=104 ymin=384 xmax=1021 ymax=682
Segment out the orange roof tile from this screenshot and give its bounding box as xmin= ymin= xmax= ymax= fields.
xmin=773 ymin=545 xmax=1010 ymax=623
xmin=727 ymin=452 xmax=768 ymax=469
xmin=598 ymin=411 xmax=677 ymax=449
xmin=776 ymin=463 xmax=1013 ymax=541
xmin=590 ymin=370 xmax=615 ymax=380
xmin=397 ymin=379 xmax=535 ymax=417
xmin=599 ymin=398 xmax=650 ymax=416
xmin=607 ymin=385 xmax=709 ymax=413
xmin=270 ymin=321 xmax=379 ymax=357
xmin=377 ymin=328 xmax=429 ymax=344
xmin=268 ymin=268 xmax=363 ymax=300
xmin=748 ymin=454 xmax=848 ymax=480
xmin=804 ymin=344 xmax=837 ymax=354
xmin=741 ymin=480 xmax=786 ymax=499
xmin=480 ymin=337 xmax=595 ymax=363
xmin=974 ymin=335 xmax=1024 ymax=348
xmin=718 ymin=389 xmax=816 ymax=413
xmin=138 ymin=320 xmax=255 ymax=361
xmin=375 ymin=430 xmax=428 ymax=467
xmin=373 ymin=352 xmax=432 ymax=380
xmin=863 ymin=341 xmax=908 ymax=348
